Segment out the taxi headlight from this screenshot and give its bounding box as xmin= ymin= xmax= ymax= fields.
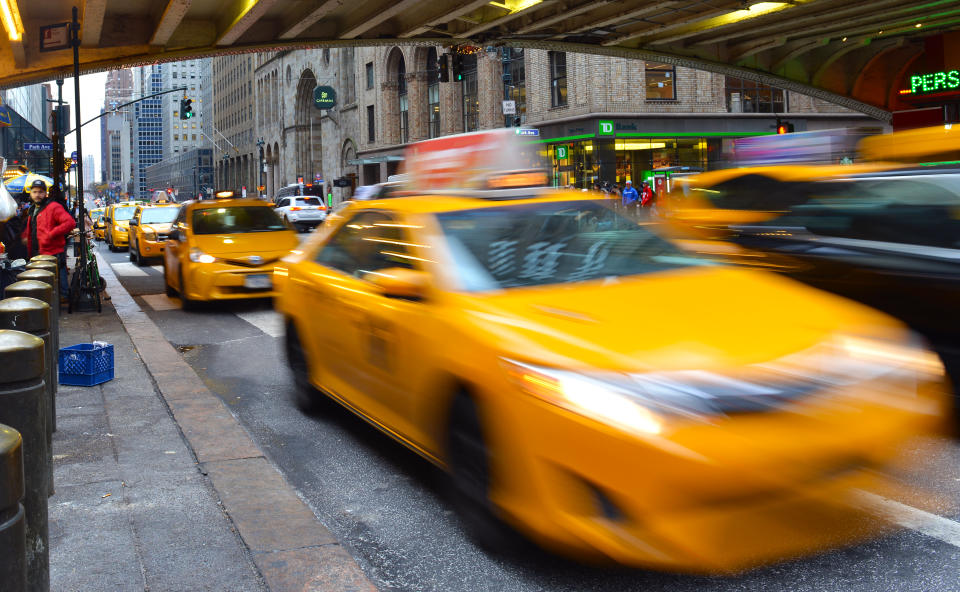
xmin=143 ymin=230 xmax=157 ymax=241
xmin=115 ymin=225 xmax=125 ymax=233
xmin=189 ymin=247 xmax=217 ymax=264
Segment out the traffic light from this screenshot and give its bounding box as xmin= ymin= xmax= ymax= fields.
xmin=180 ymin=98 xmax=193 ymax=120
xmin=451 ymin=53 xmax=464 ymax=82
xmin=438 ymin=54 xmax=449 ymax=83
xmin=776 ymin=120 xmax=794 ymax=134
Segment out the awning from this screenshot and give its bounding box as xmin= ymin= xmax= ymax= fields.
xmin=347 ymin=155 xmax=405 ymax=165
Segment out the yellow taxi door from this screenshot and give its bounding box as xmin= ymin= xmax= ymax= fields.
xmin=164 ymin=205 xmax=188 ymax=290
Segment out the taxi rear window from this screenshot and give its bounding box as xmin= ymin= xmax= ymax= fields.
xmin=192 ymin=206 xmax=287 ymax=234
xmin=436 ymin=200 xmax=707 ymax=291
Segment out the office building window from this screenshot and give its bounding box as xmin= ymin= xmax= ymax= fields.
xmin=366 ymin=62 xmax=374 ymax=89
xmin=549 ymin=51 xmax=567 ymax=108
xmin=367 ymin=105 xmax=375 ymax=142
xmin=725 ymin=77 xmax=785 ymax=113
xmin=645 ymin=62 xmax=676 ymax=100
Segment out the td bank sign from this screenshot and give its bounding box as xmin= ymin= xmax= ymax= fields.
xmin=599 ymin=120 xmax=614 ymax=135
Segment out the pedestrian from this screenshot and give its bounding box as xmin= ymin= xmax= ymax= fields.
xmin=621 ymin=180 xmax=639 ymax=212
xmin=640 ymin=180 xmax=655 ymax=209
xmin=21 ymin=179 xmax=76 ymax=300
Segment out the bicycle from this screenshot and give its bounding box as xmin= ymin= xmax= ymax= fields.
xmin=68 ymin=229 xmax=106 ymax=313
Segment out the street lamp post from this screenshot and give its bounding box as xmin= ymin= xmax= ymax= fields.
xmin=256 ymin=138 xmax=265 ymax=197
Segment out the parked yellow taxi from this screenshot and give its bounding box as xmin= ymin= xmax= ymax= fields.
xmin=275 ymin=190 xmax=948 ymax=573
xmin=104 ymin=202 xmax=139 ymax=251
xmin=163 ymin=193 xmax=298 ymax=309
xmin=90 ymin=207 xmax=105 ymax=241
xmin=128 ymin=203 xmax=179 ymax=266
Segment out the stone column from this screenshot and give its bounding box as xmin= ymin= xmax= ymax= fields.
xmin=380 ymin=81 xmax=399 ymax=145
xmin=478 ymin=51 xmax=502 ymax=130
xmin=407 ymin=72 xmax=429 ymax=143
xmin=440 ymin=76 xmax=463 ymax=136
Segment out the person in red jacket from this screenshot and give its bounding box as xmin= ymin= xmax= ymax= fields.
xmin=640 ymin=180 xmax=655 ymax=208
xmin=21 ymin=179 xmax=75 ymax=298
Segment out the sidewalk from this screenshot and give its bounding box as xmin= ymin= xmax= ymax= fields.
xmin=48 ymin=255 xmax=376 ymax=591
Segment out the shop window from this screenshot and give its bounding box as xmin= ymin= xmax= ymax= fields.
xmin=645 ymin=63 xmax=676 ymax=100
xmin=549 ymin=51 xmax=567 ymax=108
xmin=725 ymin=77 xmax=785 ymax=113
xmin=502 ymin=48 xmax=526 ymax=126
xmin=398 ymin=56 xmax=409 ymax=144
xmin=461 ymin=53 xmax=479 ymax=133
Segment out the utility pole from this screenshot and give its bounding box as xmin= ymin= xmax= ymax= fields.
xmin=256 ymin=138 xmax=265 ymax=197
xmin=71 ymin=7 xmax=86 ymax=238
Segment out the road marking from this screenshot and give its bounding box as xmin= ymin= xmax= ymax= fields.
xmin=855 ymin=490 xmax=960 ymax=548
xmin=111 ymin=262 xmax=149 ymax=277
xmin=235 ymin=310 xmax=284 ymax=338
xmin=141 ymin=293 xmax=181 ymax=311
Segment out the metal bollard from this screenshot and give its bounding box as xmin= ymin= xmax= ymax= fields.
xmin=0 ymin=424 xmax=26 ymax=592
xmin=5 ymin=281 xmax=58 ymax=434
xmin=24 ymin=262 xmax=59 ymax=315
xmin=0 ymin=331 xmax=49 ymax=592
xmin=29 ymin=255 xmax=57 ymax=265
xmin=0 ymin=298 xmax=55 ymax=491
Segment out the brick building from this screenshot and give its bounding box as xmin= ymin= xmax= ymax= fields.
xmin=255 ymin=45 xmax=881 ymax=204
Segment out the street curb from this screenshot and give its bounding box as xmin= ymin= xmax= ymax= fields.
xmin=96 ymin=253 xmax=378 ymax=592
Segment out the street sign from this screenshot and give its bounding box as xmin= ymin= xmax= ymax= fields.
xmin=514 ymin=128 xmax=539 ymax=136
xmin=502 ymin=100 xmax=516 ymax=115
xmin=24 ymin=142 xmax=53 ymax=151
xmin=333 ymin=178 xmax=352 ymax=188
xmin=555 ymin=145 xmax=568 ymax=160
xmin=313 ymin=86 xmax=336 ymax=110
xmin=71 ymin=151 xmax=78 ymax=162
xmin=39 ymin=23 xmax=70 ymax=52
xmin=0 ymin=97 xmax=10 ymax=127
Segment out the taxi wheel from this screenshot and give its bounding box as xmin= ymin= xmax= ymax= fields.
xmin=447 ymin=393 xmax=518 ymax=552
xmin=178 ymin=269 xmax=197 ymax=311
xmin=285 ymin=323 xmax=321 ymax=412
xmin=128 ymin=245 xmax=136 ymax=263
xmin=163 ymin=262 xmax=176 ymax=298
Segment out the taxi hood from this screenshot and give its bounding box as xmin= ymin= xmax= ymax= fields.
xmin=456 ymin=267 xmax=900 ymax=372
xmin=191 ymin=231 xmax=298 ymax=255
xmin=142 ymin=222 xmax=172 ymax=235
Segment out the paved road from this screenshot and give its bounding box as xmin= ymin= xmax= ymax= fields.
xmin=94 ymin=239 xmax=960 ymax=592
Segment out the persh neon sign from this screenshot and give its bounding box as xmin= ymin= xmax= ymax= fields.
xmin=907 ymin=69 xmax=960 ymax=95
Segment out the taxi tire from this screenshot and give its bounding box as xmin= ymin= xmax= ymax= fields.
xmin=163 ymin=262 xmax=176 ymax=297
xmin=285 ymin=324 xmax=321 ymax=412
xmin=447 ymin=394 xmax=519 ymax=553
xmin=178 ymin=269 xmax=198 ymax=311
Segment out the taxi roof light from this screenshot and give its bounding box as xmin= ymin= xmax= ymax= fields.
xmin=215 ymin=190 xmax=236 ymax=199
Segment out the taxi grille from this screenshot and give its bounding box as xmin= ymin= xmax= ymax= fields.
xmin=223 ymin=256 xmax=281 ymax=268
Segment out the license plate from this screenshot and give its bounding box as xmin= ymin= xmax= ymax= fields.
xmin=243 ymin=274 xmax=271 ymax=289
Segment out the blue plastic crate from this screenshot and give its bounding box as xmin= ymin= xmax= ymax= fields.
xmin=58 ymin=342 xmax=115 ymax=386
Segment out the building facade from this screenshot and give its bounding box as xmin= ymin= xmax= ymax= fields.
xmin=253 ymin=46 xmax=881 ymax=204
xmin=100 ymin=69 xmax=134 ymax=195
xmin=144 ymin=148 xmax=214 ymax=200
xmin=0 ymin=83 xmax=53 ymax=178
xmin=161 ymin=58 xmax=206 ymax=159
xmin=211 ymin=54 xmax=258 ymax=194
xmin=132 ymin=65 xmax=164 ymax=200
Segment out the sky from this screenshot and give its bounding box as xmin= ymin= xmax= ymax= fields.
xmin=57 ymin=71 xmax=108 ymax=182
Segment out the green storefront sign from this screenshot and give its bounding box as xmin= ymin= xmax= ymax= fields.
xmin=555 ymin=145 xmax=568 ymax=160
xmin=909 ymin=70 xmax=960 ymax=95
xmin=313 ymin=85 xmax=337 ymax=109
xmin=598 ymin=120 xmax=614 ymax=135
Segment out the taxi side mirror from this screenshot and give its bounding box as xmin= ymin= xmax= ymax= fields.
xmin=103 ymin=217 xmax=111 ymax=223
xmin=168 ymin=228 xmax=181 ymax=241
xmin=129 ymin=219 xmax=139 ymax=226
xmin=366 ymin=267 xmax=429 ymax=301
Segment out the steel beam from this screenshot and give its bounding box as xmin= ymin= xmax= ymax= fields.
xmin=149 ymin=0 xmax=193 ymax=46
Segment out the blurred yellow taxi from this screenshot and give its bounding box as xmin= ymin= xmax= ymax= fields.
xmin=90 ymin=207 xmax=106 ymax=241
xmin=128 ymin=203 xmax=179 ymax=266
xmin=276 ymin=187 xmax=948 ymax=573
xmin=104 ymin=202 xmax=139 ymax=251
xmin=163 ymin=194 xmax=298 ymax=309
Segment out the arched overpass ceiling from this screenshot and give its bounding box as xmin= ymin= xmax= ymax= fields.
xmin=1 ymin=0 xmax=957 ymax=120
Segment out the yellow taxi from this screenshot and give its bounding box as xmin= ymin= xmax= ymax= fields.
xmin=163 ymin=193 xmax=298 ymax=309
xmin=104 ymin=202 xmax=140 ymax=251
xmin=128 ymin=203 xmax=179 ymax=266
xmin=273 ymin=130 xmax=949 ymax=574
xmin=90 ymin=207 xmax=106 ymax=241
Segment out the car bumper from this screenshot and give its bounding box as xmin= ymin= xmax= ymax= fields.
xmin=137 ymin=238 xmax=166 ymax=257
xmin=112 ymin=231 xmax=129 ymax=246
xmin=184 ymin=263 xmax=281 ymax=301
xmin=487 ymin=377 xmax=947 ymax=573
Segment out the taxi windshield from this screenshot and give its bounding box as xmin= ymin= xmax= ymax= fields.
xmin=113 ymin=207 xmax=137 ymax=221
xmin=91 ymin=211 xmax=103 ymax=221
xmin=140 ymin=207 xmax=178 ymax=224
xmin=436 ymin=200 xmax=706 ymax=291
xmin=191 ymin=206 xmax=287 ymax=234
